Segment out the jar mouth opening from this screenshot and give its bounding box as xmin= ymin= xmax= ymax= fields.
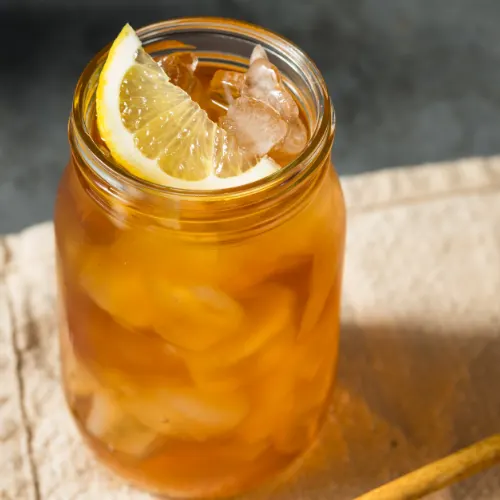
xmin=71 ymin=17 xmax=334 ymax=202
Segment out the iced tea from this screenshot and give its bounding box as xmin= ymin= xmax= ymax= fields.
xmin=55 ymin=18 xmax=345 ymax=498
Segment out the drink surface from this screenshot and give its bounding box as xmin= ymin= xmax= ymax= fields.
xmin=93 ymin=25 xmax=311 ymax=189
xmin=91 ymin=62 xmax=308 ymax=170
xmin=56 ymin=22 xmax=345 ymax=498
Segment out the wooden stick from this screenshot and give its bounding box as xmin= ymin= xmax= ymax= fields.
xmin=354 ymin=434 xmax=500 ymax=500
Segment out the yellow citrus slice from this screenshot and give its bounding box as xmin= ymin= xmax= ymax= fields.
xmin=96 ymin=24 xmax=279 ymax=189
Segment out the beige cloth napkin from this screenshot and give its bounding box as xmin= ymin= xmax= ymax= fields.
xmin=2 ymin=156 xmax=500 ymax=500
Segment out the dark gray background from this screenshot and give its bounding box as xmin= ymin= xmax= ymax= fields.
xmin=1 ymin=0 xmax=499 ymax=233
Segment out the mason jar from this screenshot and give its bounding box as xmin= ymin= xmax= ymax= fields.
xmin=55 ymin=17 xmax=345 ymax=499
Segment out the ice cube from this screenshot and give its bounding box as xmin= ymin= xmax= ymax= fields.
xmin=209 ymin=70 xmax=245 ymax=109
xmin=152 ymin=284 xmax=244 ymax=351
xmin=122 ymin=386 xmax=249 ymax=440
xmin=79 ymin=249 xmax=154 ymax=329
xmin=181 ymin=290 xmax=296 ymax=394
xmin=185 ymin=284 xmax=296 ymax=373
xmin=78 ymin=229 xmax=221 ymax=331
xmin=249 ymin=44 xmax=268 ymax=65
xmin=234 ymin=284 xmax=296 ymax=361
xmin=244 ymin=59 xmax=279 ymax=101
xmin=221 ymin=96 xmax=287 ymax=156
xmin=243 ymin=57 xmax=299 ymax=121
xmin=212 ymin=128 xmax=257 ymax=178
xmin=86 ymin=391 xmax=160 ymax=458
xmin=159 ymin=52 xmax=199 ymax=94
xmin=65 ymin=282 xmax=191 ymax=388
xmin=275 ymin=117 xmax=308 ymax=157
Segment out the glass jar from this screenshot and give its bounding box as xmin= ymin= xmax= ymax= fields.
xmin=55 ymin=17 xmax=345 ymax=499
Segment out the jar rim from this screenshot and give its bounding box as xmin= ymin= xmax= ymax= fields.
xmin=70 ymin=16 xmax=334 ymax=203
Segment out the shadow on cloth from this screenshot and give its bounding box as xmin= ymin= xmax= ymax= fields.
xmin=274 ymin=320 xmax=500 ymax=499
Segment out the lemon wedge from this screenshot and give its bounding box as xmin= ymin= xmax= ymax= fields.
xmin=96 ymin=24 xmax=279 ymax=190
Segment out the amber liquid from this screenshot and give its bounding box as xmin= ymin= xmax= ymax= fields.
xmin=56 ymin=60 xmax=345 ymax=498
